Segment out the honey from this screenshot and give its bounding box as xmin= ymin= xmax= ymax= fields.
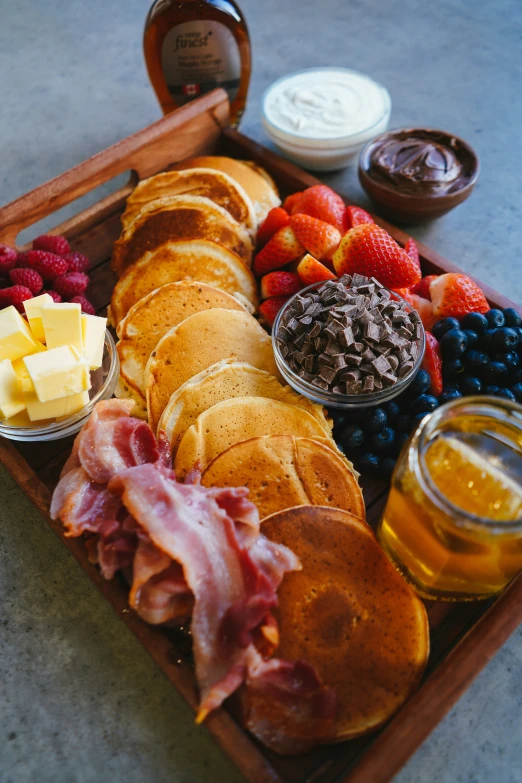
xmin=378 ymin=397 xmax=522 ymax=600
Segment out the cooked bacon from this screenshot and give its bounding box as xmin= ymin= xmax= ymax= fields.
xmin=50 ymin=467 xmax=121 ymax=537
xmin=79 ymin=417 xmax=160 ymax=483
xmin=85 ymin=516 xmax=139 ymax=579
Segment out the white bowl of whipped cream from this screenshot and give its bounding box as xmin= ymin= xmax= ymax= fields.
xmin=262 ymin=68 xmax=391 ymax=172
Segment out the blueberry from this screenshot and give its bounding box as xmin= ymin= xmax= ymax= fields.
xmin=491 ymin=327 xmax=519 ymax=353
xmin=363 ymin=407 xmax=387 ymax=433
xmin=459 ymin=375 xmax=483 ymax=395
xmin=440 ymin=329 xmax=468 ymax=359
xmin=464 ymin=350 xmax=490 ymax=375
xmin=432 ymin=317 xmax=460 ymax=341
xmin=503 ymin=308 xmax=522 ymax=328
xmin=406 ymin=369 xmax=431 ymax=397
xmin=340 ymin=425 xmax=365 ymax=451
xmin=438 ymin=387 xmax=463 ymax=405
xmin=383 ymin=401 xmax=401 ymax=426
xmin=494 ymin=387 xmax=516 ymax=402
xmin=411 ymin=411 xmax=431 ymax=427
xmin=499 ymin=351 xmax=520 ymax=372
xmin=514 ymin=369 xmax=522 ymax=384
xmin=395 ymin=432 xmax=411 ymax=454
xmin=511 ymin=382 xmax=522 ymax=402
xmin=370 ymin=426 xmax=396 ymax=456
xmin=486 ymin=309 xmax=505 ymax=328
xmin=381 ymin=457 xmax=397 ymax=479
xmin=358 ymin=452 xmax=381 ymax=477
xmin=396 ymin=414 xmax=412 ymax=433
xmin=480 ymin=329 xmax=497 ymax=351
xmin=443 ymin=358 xmax=465 ymax=379
xmin=485 ymin=361 xmax=509 ymax=385
xmin=411 ymin=394 xmax=439 ymax=414
xmin=461 ymin=312 xmax=489 ymax=334
xmin=485 ymin=385 xmax=500 ymax=395
xmin=462 ymin=329 xmax=479 ymax=350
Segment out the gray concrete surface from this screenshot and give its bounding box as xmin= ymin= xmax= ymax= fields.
xmin=1 ymin=1 xmax=521 ymax=781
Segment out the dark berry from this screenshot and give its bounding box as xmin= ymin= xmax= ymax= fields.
xmin=499 ymin=351 xmax=520 ymax=372
xmin=383 ymin=401 xmax=401 ymax=425
xmin=440 ymin=329 xmax=468 ymax=359
xmin=363 ymin=407 xmax=387 ymax=433
xmin=395 ymin=432 xmax=410 ymax=454
xmin=412 ymin=412 xmax=431 ymax=427
xmin=443 ymin=358 xmax=465 ymax=379
xmin=485 ymin=385 xmax=500 ymax=395
xmin=485 ymin=361 xmax=509 ymax=385
xmin=459 ymin=375 xmax=483 ymax=395
xmin=511 ymin=382 xmax=522 ymax=402
xmin=514 ymin=369 xmax=522 ymax=384
xmin=396 ymin=414 xmax=412 ymax=433
xmin=491 ymin=327 xmax=519 ymax=353
xmin=480 ymin=329 xmax=497 ymax=351
xmin=502 ymin=308 xmax=522 ymax=328
xmin=464 ymin=350 xmax=490 ymax=375
xmin=411 ymin=394 xmax=439 ymax=414
xmin=461 ymin=312 xmax=488 ymax=334
xmin=340 ymin=425 xmax=365 ymax=451
xmin=370 ymin=426 xmax=396 ymax=456
xmin=381 ymin=457 xmax=397 ymax=479
xmin=462 ymin=329 xmax=479 ymax=350
xmin=494 ymin=387 xmax=516 ymax=402
xmin=406 ymin=369 xmax=431 ymax=397
xmin=432 ymin=317 xmax=460 ymax=341
xmin=486 ymin=309 xmax=505 ymax=328
xmin=331 ymin=411 xmax=348 ymax=430
xmin=438 ymin=387 xmax=463 ymax=405
xmin=358 ymin=452 xmax=381 ymax=477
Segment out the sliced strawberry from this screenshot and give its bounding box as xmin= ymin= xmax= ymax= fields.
xmin=260 ymin=271 xmax=302 ymax=299
xmin=259 ymin=295 xmax=289 ymax=327
xmin=333 ymin=224 xmax=421 ymax=288
xmin=256 ymin=207 xmax=291 ymax=248
xmin=290 ymin=213 xmax=341 ymax=260
xmin=290 ymin=185 xmax=346 ymax=232
xmin=297 ymin=254 xmax=337 ymax=286
xmin=410 ymin=274 xmax=439 ymax=300
xmin=252 ymin=225 xmax=304 ymax=277
xmin=345 ymin=205 xmax=374 ymax=229
xmin=430 ymin=273 xmax=489 ymax=319
xmin=422 ymin=332 xmax=443 ymax=397
xmin=282 ymin=192 xmax=303 ymax=213
xmin=404 ymin=237 xmax=421 ymax=271
xmin=394 ymin=289 xmax=438 ymax=331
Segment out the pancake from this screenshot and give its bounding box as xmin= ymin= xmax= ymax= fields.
xmin=146 ymin=309 xmax=279 ymax=432
xmin=157 ymin=360 xmax=332 ymax=452
xmin=121 ymin=169 xmax=257 ymax=235
xmin=238 ymin=506 xmax=429 ymax=752
xmin=111 ymin=195 xmax=253 ymax=275
xmin=107 ymin=239 xmax=258 ymax=326
xmin=116 ymin=282 xmax=247 ymax=403
xmin=173 ymin=397 xmax=334 ymax=479
xmin=202 ymin=435 xmax=364 ymax=520
xmin=171 ymin=156 xmax=281 ymax=223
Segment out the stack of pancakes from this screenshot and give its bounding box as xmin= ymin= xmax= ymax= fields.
xmin=110 ymin=155 xmax=364 ymax=520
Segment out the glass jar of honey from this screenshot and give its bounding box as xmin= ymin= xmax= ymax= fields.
xmin=378 ymin=396 xmax=522 ymax=601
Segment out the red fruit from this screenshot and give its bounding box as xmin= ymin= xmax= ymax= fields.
xmin=333 ymin=224 xmax=421 ymax=288
xmin=410 ymin=275 xmax=439 ymax=300
xmin=259 ymin=296 xmax=289 ymax=328
xmin=290 ymin=213 xmax=341 ymax=260
xmin=0 ymin=285 xmax=33 ymax=313
xmin=53 ymin=271 xmax=89 ymax=299
xmin=62 ymin=251 xmax=90 ymax=274
xmin=345 ymin=205 xmax=374 ymax=229
xmin=253 ymin=225 xmax=304 ymax=277
xmin=70 ymin=294 xmax=96 ymax=315
xmin=256 ymin=207 xmax=291 ymax=247
xmin=395 ymin=289 xmax=438 ymax=331
xmin=9 ymin=267 xmax=43 ymax=295
xmin=290 ymin=185 xmax=346 ymax=232
xmin=260 ymin=271 xmax=301 ymax=299
xmin=422 ymin=332 xmax=443 ymax=397
xmin=404 ymin=237 xmax=421 ymax=271
xmin=430 ymin=273 xmax=489 ymax=319
xmin=0 ymin=245 xmax=17 ymax=275
xmin=297 ymin=253 xmax=337 ymax=286
xmin=43 ymin=290 xmax=62 ymax=303
xmin=33 ymin=234 xmax=71 ymax=256
xmin=26 ymin=250 xmax=68 ymax=281
xmin=16 ymin=251 xmax=29 ymax=267
xmin=282 ymin=192 xmax=303 ymax=213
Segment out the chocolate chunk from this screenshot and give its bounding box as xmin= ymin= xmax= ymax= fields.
xmin=278 ymin=325 xmax=293 ymax=342
xmin=346 ymin=380 xmax=363 ymax=394
xmin=318 ymin=352 xmax=333 ymax=366
xmin=388 ymin=354 xmax=399 ymax=372
xmin=312 ymin=377 xmax=329 ymax=390
xmin=410 ymin=342 xmax=419 ymax=360
xmin=286 ymin=317 xmax=299 ymax=333
xmin=325 ymin=339 xmax=342 ymax=356
xmin=304 ymin=355 xmax=315 ymax=373
xmin=363 ymin=375 xmax=375 ymax=392
xmin=362 ymin=347 xmax=377 ymax=362
xmin=373 ymin=377 xmax=383 ymax=390
xmin=354 ymin=342 xmax=364 ymax=353
xmin=415 ymin=323 xmax=423 ymax=339
xmin=319 ymin=365 xmax=337 ymax=385
xmin=359 ymin=363 xmax=374 ymax=375
xmin=340 ymin=325 xmax=355 ymax=348
xmin=314 ymin=336 xmax=326 ymax=351
xmin=370 ymin=277 xmax=384 ymax=289
xmin=339 ymin=274 xmax=353 ymax=287
xmin=351 ymin=273 xmax=368 ymax=287
xmin=294 ymin=332 xmax=307 ymax=350
xmin=309 ymin=321 xmax=322 ymax=339
xmin=398 ymin=362 xmax=414 ymax=378
xmin=345 ymin=353 xmax=363 ymax=367
xmin=341 ymin=369 xmax=361 ymax=382
xmin=332 ymin=353 xmax=347 ymax=369
xmin=294 ymin=350 xmax=305 ymax=365
xmin=304 ymin=302 xmax=322 ymax=318
xmin=332 ymin=385 xmax=345 ymax=395
xmin=371 ymin=355 xmax=392 ymax=376
xmin=279 ymin=343 xmax=290 ymax=359
xmin=382 ymin=372 xmax=398 ymax=386
xmin=364 ymin=321 xmax=381 ymax=342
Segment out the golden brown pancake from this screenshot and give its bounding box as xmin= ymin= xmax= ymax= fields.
xmin=111 ymin=195 xmax=253 ymax=275
xmin=146 ymin=309 xmax=279 ymax=432
xmin=107 ymin=239 xmax=258 ymax=327
xmin=202 ymin=435 xmax=364 ymax=519
xmin=173 ymin=397 xmax=334 ymax=479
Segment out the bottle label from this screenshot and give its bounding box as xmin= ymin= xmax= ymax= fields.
xmin=161 ymin=20 xmax=241 ymax=106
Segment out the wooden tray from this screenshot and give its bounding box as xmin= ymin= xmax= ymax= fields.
xmin=1 ymin=89 xmax=521 ymax=783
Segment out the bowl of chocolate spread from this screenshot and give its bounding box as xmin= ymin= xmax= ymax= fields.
xmin=358 ymin=128 xmax=479 ymax=223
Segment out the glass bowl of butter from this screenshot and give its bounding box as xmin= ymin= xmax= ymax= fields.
xmin=0 ymin=296 xmax=119 ymax=441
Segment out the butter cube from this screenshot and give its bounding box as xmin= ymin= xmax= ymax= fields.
xmin=23 ymin=293 xmax=54 ymax=342
xmin=13 ymin=341 xmax=46 ymax=393
xmin=23 ymin=345 xmax=91 ymax=402
xmin=0 ymin=306 xmax=41 ymax=361
xmin=24 ymin=389 xmax=89 ymax=421
xmin=81 ymin=314 xmax=106 ymax=369
xmin=42 ymin=302 xmax=83 ymax=352
xmin=0 ymin=359 xmax=26 ymax=419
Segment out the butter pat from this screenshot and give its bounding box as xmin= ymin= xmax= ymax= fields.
xmin=0 ymin=306 xmax=41 ymax=361
xmin=42 ymin=302 xmax=83 ymax=351
xmin=81 ymin=314 xmax=106 ymax=369
xmin=23 ymin=293 xmax=54 ymax=342
xmin=12 ymin=341 xmax=46 ymax=393
xmin=0 ymin=359 xmax=26 ymax=419
xmin=24 ymin=389 xmax=89 ymax=421
xmin=23 ymin=345 xmax=91 ymax=402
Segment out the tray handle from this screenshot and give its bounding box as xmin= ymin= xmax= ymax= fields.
xmin=0 ymin=89 xmax=230 ymax=246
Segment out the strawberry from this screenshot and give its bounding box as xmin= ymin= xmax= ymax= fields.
xmin=394 ymin=289 xmax=438 ymax=332
xmin=422 ymin=332 xmax=443 ymax=397
xmin=290 ymin=185 xmax=346 ymax=232
xmin=282 ymin=192 xmax=303 ymax=213
xmin=70 ymin=294 xmax=96 ymax=315
xmin=252 ymin=225 xmax=304 ymax=277
xmin=0 ymin=285 xmax=33 ymax=313
xmin=290 ymin=214 xmax=341 ymax=260
xmin=256 ymin=207 xmax=291 ymax=247
xmin=260 ymin=271 xmax=302 ymax=299
xmin=345 ymin=205 xmax=374 ymax=229
xmin=9 ymin=267 xmax=43 ymax=295
xmin=0 ymin=245 xmax=17 ymax=275
xmin=410 ymin=274 xmax=438 ymax=300
xmin=404 ymin=237 xmax=421 ymax=271
xmin=33 ymin=234 xmax=70 ymax=255
xmin=333 ymin=224 xmax=421 ymax=288
xmin=430 ymin=273 xmax=489 ymax=319
xmin=26 ymin=250 xmax=68 ymax=281
xmin=259 ymin=296 xmax=289 ymax=327
xmin=297 ymin=253 xmax=337 ymax=286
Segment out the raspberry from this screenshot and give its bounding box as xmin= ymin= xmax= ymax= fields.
xmin=16 ymin=251 xmax=29 ymax=267
xmin=43 ymin=290 xmax=62 ymax=303
xmin=0 ymin=285 xmax=33 ymax=313
xmin=62 ymin=251 xmax=90 ymax=273
xmin=70 ymin=295 xmax=96 ymax=315
xmin=0 ymin=245 xmax=17 ymax=275
xmin=26 ymin=250 xmax=68 ymax=281
xmin=9 ymin=267 xmax=43 ymax=295
xmin=33 ymin=234 xmax=71 ymax=256
xmin=53 ymin=272 xmax=89 ymax=299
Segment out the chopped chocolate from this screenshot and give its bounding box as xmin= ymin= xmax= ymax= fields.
xmin=309 ymin=321 xmax=322 ymax=339
xmin=363 ymin=375 xmax=375 ymax=392
xmin=312 ymin=377 xmax=329 ymax=390
xmin=340 ymin=325 xmax=355 ymax=348
xmin=398 ymin=361 xmax=414 ymax=378
xmin=364 ymin=321 xmax=381 ymax=342
xmin=371 ymin=355 xmax=392 ymax=376
xmin=319 ymin=365 xmax=337 ymax=385
xmin=388 ymin=354 xmax=399 ymax=372
xmin=382 ymin=372 xmax=398 ymax=386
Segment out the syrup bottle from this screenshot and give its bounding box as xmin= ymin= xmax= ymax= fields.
xmin=144 ymin=0 xmax=251 ymax=127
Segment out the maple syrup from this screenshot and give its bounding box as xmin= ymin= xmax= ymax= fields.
xmin=144 ymin=0 xmax=251 ymax=127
